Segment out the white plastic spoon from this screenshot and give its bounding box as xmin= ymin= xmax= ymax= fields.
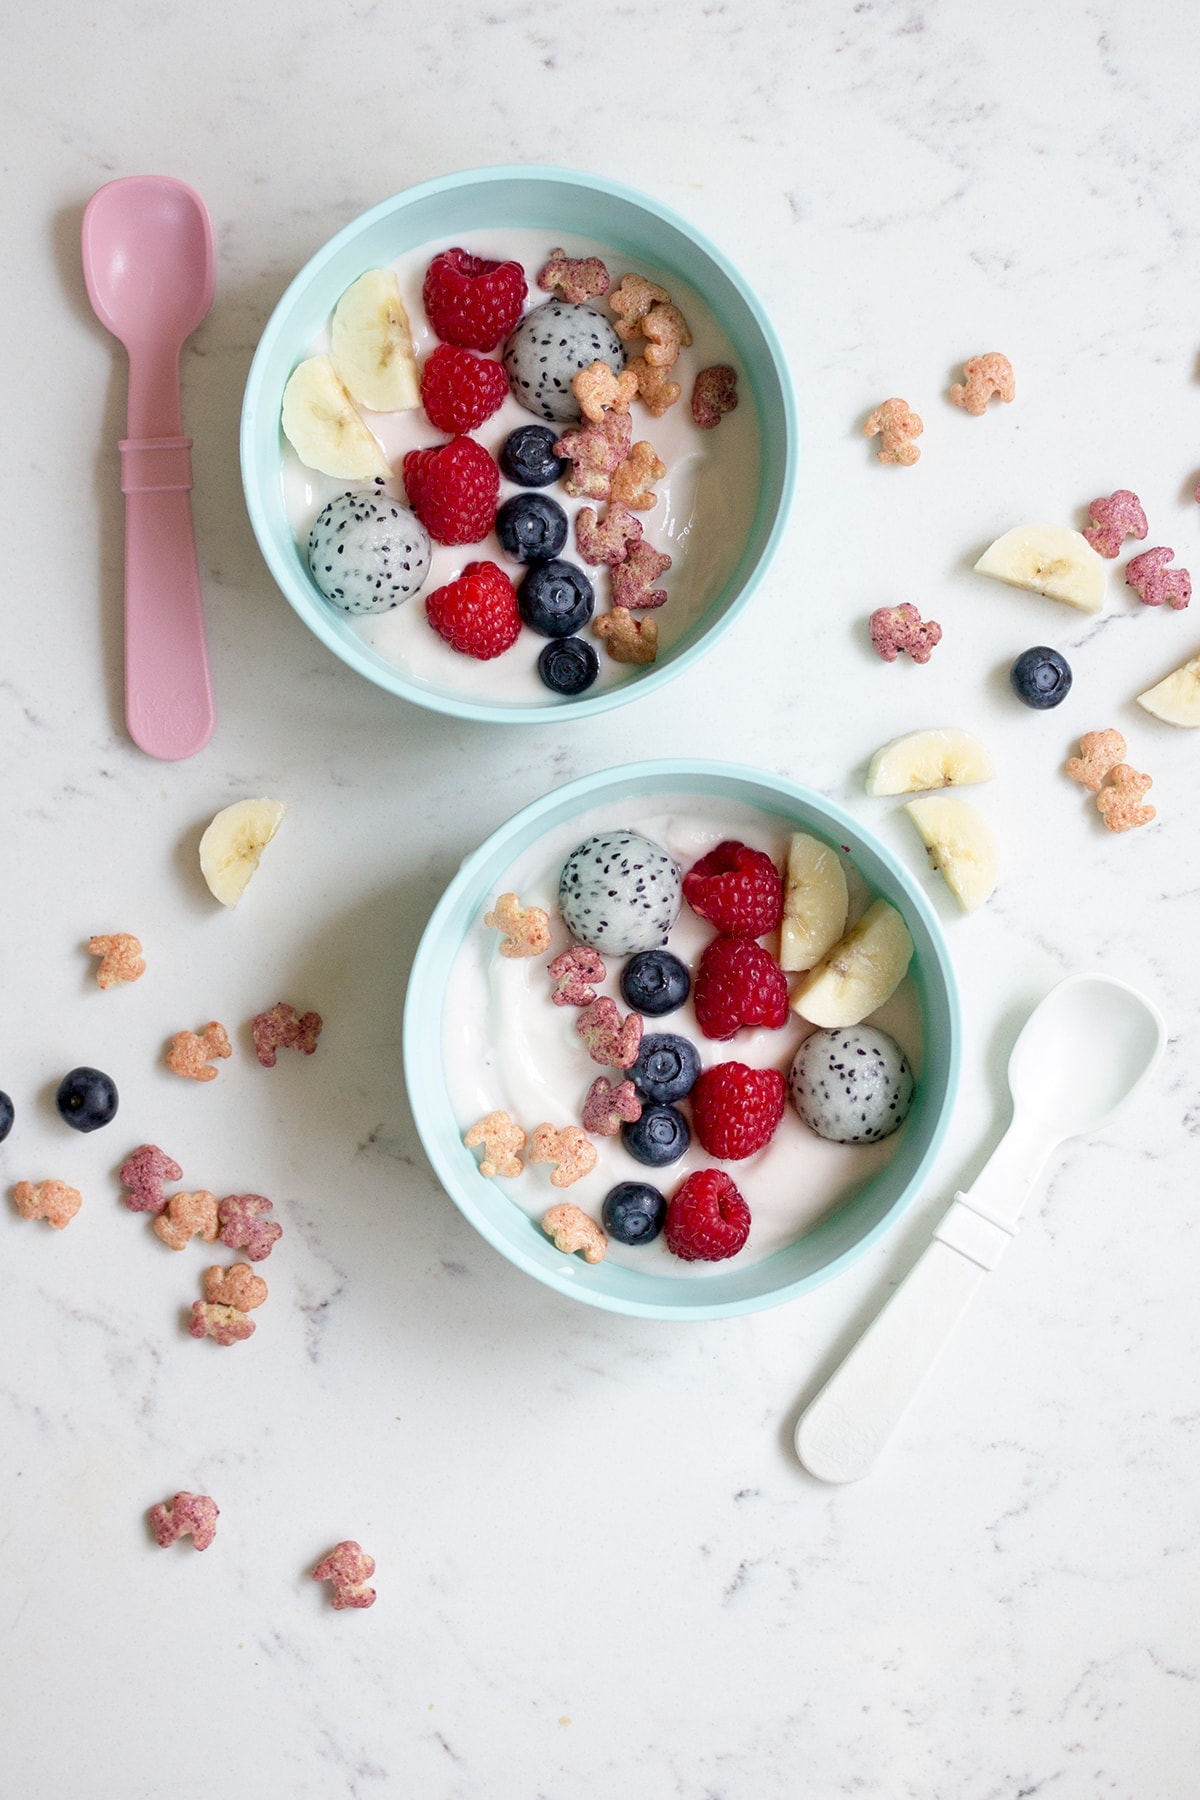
xmin=796 ymin=974 xmax=1166 ymax=1484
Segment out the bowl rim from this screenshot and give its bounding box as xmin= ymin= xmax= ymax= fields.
xmin=240 ymin=163 xmax=798 ymax=726
xmin=403 ymin=757 xmax=963 ymax=1320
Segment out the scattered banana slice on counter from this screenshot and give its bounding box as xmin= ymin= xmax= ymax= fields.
xmin=974 ymin=522 xmax=1105 ymax=612
xmin=200 ymin=799 xmax=288 ymax=908
xmin=779 ymin=833 xmax=850 ymax=972
xmin=866 ymin=727 xmax=994 ymax=796
xmin=791 ymin=898 xmax=914 ymax=1028
xmin=1137 ymin=651 xmax=1200 ymax=726
xmin=905 ymin=796 xmax=997 ymax=913
xmin=281 ymin=354 xmax=391 ymax=481
xmin=331 ymin=269 xmax=420 ymax=413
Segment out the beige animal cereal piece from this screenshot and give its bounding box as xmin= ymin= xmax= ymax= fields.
xmin=627 ymin=355 xmax=681 ymax=417
xmin=575 ymin=502 xmax=643 ymax=567
xmin=609 ymin=272 xmax=671 ymax=341
xmin=13 ymin=1179 xmax=82 ymax=1229
xmin=1065 ymin=728 xmax=1127 ymax=792
xmin=1096 ymin=764 xmax=1156 ymax=833
xmin=87 ymin=933 xmax=145 ymax=989
xmin=538 ymin=247 xmax=610 ymax=305
xmin=167 ymin=1022 xmax=232 ymax=1082
xmin=594 ymin=608 xmax=658 ymax=665
xmin=611 ymin=541 xmax=671 ymax=611
xmin=541 ymin=1202 xmax=607 ymax=1263
xmin=153 ymin=1190 xmax=219 ymax=1251
xmin=610 ymin=441 xmax=666 ymax=510
xmin=528 ymin=1124 xmax=598 ymax=1189
xmin=203 ymin=1262 xmax=269 ymax=1311
xmin=554 ymin=412 xmax=633 ymax=502
xmin=484 ymin=892 xmax=552 ymax=958
xmin=950 ymin=353 xmax=1015 ymax=416
xmin=864 ymin=398 xmax=923 ymax=467
xmin=188 ymin=1301 xmax=255 ymax=1346
xmin=572 ymin=359 xmax=639 ymax=424
xmin=464 ymin=1111 xmax=527 ymax=1179
xmin=691 ymin=365 xmax=738 ymax=430
xmin=641 ymin=303 xmax=692 ymax=369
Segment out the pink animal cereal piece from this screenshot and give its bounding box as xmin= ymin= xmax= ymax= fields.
xmin=627 ymin=355 xmax=681 ymax=417
xmin=313 ymin=1540 xmax=376 ymax=1610
xmin=541 ymin=1202 xmax=607 ymax=1263
xmin=484 ymin=892 xmax=552 ymax=958
xmin=691 ymin=365 xmax=738 ymax=430
xmin=87 ymin=932 xmax=145 ymax=989
xmin=641 ymin=302 xmax=692 ymax=369
xmin=575 ymin=997 xmax=643 ymax=1069
xmin=609 ymin=272 xmax=671 ymax=341
xmin=610 ymin=441 xmax=666 ymax=511
xmin=217 ymin=1193 xmax=282 ymax=1262
xmin=529 ymin=1125 xmax=598 ymax=1189
xmin=575 ymin=503 xmax=643 ymax=567
xmin=573 ymin=359 xmax=639 ymax=424
xmin=12 ymin=1179 xmax=81 ymax=1229
xmin=538 ymin=247 xmax=611 ymax=305
xmin=1083 ymin=489 xmax=1148 ymax=559
xmin=1125 ymin=546 xmax=1191 ymax=610
xmin=1096 ymin=764 xmax=1156 ymax=833
xmin=594 ymin=608 xmax=658 ymax=665
xmin=204 ymin=1262 xmax=268 ymax=1311
xmin=149 ymin=1491 xmax=219 ymax=1551
xmin=252 ymin=1002 xmax=323 ymax=1068
xmin=464 ymin=1111 xmax=526 ymax=1179
xmin=167 ymin=1021 xmax=232 ymax=1082
xmin=949 ymin=353 xmax=1015 ymax=416
xmin=581 ymin=1076 xmax=642 ymax=1137
xmin=864 ymin=398 xmax=923 ymax=466
xmin=554 ymin=412 xmax=633 ymax=502
xmin=1065 ymin=728 xmax=1127 ymax=792
xmin=188 ymin=1300 xmax=255 ymax=1346
xmin=611 ymin=541 xmax=672 ymax=611
xmin=120 ymin=1143 xmax=183 ymax=1215
xmin=548 ymin=945 xmax=606 ymax=1007
xmin=869 ymin=602 xmax=943 ymax=665
xmin=153 ymin=1190 xmax=219 ymax=1250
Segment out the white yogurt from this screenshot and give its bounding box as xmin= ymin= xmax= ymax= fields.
xmin=281 ymin=229 xmax=761 ymax=703
xmin=444 ymin=797 xmax=923 ymax=1276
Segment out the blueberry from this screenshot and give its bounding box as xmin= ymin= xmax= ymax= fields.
xmin=55 ymin=1066 xmax=118 ymax=1133
xmin=518 ymin=559 xmax=594 ymax=637
xmin=0 ymin=1090 xmax=12 ymax=1143
xmin=538 ymin=637 xmax=598 ymax=695
xmin=621 ymin=950 xmax=691 ymax=1017
xmin=621 ymin=1104 xmax=691 ymax=1167
xmin=496 ymin=492 xmax=568 ymax=564
xmin=629 ymin=1033 xmax=701 ymax=1105
xmin=602 ymin=1181 xmax=668 ymax=1245
xmin=1010 ymin=646 xmax=1073 ymax=709
xmin=499 ymin=425 xmax=568 ymax=488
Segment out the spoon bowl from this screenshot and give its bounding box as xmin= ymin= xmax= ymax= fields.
xmin=1007 ymin=973 xmax=1165 ymax=1140
xmin=82 ymin=177 xmax=215 ymax=355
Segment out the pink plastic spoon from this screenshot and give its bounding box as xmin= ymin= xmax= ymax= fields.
xmin=82 ymin=176 xmax=216 ymax=759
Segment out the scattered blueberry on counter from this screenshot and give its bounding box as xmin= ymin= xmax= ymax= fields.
xmin=55 ymin=1066 xmax=119 ymax=1133
xmin=1010 ymin=646 xmax=1072 ymax=709
xmin=0 ymin=1090 xmax=13 ymax=1142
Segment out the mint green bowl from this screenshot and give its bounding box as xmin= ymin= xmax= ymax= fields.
xmin=240 ymin=165 xmax=796 ymax=724
xmin=404 ymin=761 xmax=961 ymax=1320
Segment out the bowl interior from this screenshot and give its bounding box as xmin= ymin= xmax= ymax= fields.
xmin=241 ymin=166 xmax=796 ymax=724
xmin=404 ymin=761 xmax=961 ymax=1320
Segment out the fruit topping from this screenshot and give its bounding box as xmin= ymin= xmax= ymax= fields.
xmin=621 ymin=1103 xmax=691 ymax=1168
xmin=865 ymin=727 xmax=994 ymax=796
xmin=426 ymin=561 xmax=520 ymax=660
xmin=281 ymin=356 xmax=390 ymax=482
xmin=664 ymin=1168 xmax=751 ymax=1263
xmin=518 ymin=559 xmax=594 ymax=636
xmin=558 ymin=832 xmax=681 ymax=958
xmin=601 ymin=1181 xmax=667 ymax=1245
xmin=1010 ymin=646 xmax=1072 ymax=709
xmin=974 ymin=523 xmax=1105 ymax=612
xmin=308 ymin=490 xmax=431 ymax=614
xmin=628 ymin=1033 xmax=700 ymax=1106
xmin=693 ymin=937 xmax=790 ymax=1041
xmin=503 ymin=299 xmax=626 ymax=423
xmin=419 ymin=343 xmax=509 ymax=434
xmin=499 ymin=425 xmax=569 ymax=489
xmin=780 ymin=834 xmax=849 ymax=974
xmin=905 ymin=797 xmax=998 ymax=912
xmin=403 ymin=436 xmax=499 ymax=546
xmin=0 ymin=1091 xmax=12 ymax=1143
xmin=422 ymin=247 xmax=526 ymax=352
xmin=537 ymin=637 xmax=599 ymax=696
xmin=56 ymin=1066 xmax=118 ymax=1133
xmin=791 ymin=899 xmax=914 ymax=1029
xmin=330 ymin=270 xmax=420 ymax=413
xmin=789 ymin=1026 xmax=914 ymax=1144
xmin=496 ymin=491 xmax=569 ymax=564
xmin=683 ymin=840 xmax=783 ymax=939
xmin=620 ymin=949 xmax=690 ymax=1017
xmin=199 ymin=798 xmax=287 ymax=908
xmin=691 ymin=1062 xmax=787 ymax=1161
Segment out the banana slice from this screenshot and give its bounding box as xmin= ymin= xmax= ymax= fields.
xmin=974 ymin=522 xmax=1105 ymax=612
xmin=199 ymin=799 xmax=288 ymax=908
xmin=905 ymin=796 xmax=997 ymax=913
xmin=281 ymin=355 xmax=391 ymax=481
xmin=1137 ymin=652 xmax=1200 ymax=726
xmin=780 ymin=833 xmax=849 ymax=972
xmin=791 ymin=898 xmax=914 ymax=1028
xmin=331 ymin=269 xmax=420 ymax=413
xmin=866 ymin=727 xmax=994 ymax=796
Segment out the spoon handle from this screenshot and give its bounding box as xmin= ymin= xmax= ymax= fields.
xmin=120 ymin=436 xmax=215 ymax=760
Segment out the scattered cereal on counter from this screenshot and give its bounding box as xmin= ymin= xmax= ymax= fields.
xmin=484 ymin=892 xmax=552 ymax=959
xmin=864 ymin=398 xmax=923 ymax=467
xmin=573 ymin=359 xmax=638 ymax=424
xmin=554 ymin=412 xmax=633 ymax=502
xmin=581 ymin=1076 xmax=642 ymax=1137
xmin=87 ymin=932 xmax=145 ymax=989
xmin=610 ymin=441 xmax=666 ymax=510
xmin=529 ymin=1124 xmax=598 ymax=1189
xmin=464 ymin=1111 xmax=526 ymax=1179
xmin=188 ymin=1300 xmax=255 ymax=1346
xmin=148 ymin=1491 xmax=219 ymax=1551
xmin=541 ymin=1201 xmax=608 ymax=1263
xmin=12 ymin=1179 xmax=82 ymax=1229
xmin=217 ymin=1193 xmax=282 ymax=1262
xmin=548 ymin=945 xmax=606 ymax=1007
xmin=203 ymin=1262 xmax=268 ymax=1311
xmin=153 ymin=1190 xmax=219 ymax=1250
xmin=1125 ymin=546 xmax=1191 ymax=610
xmin=869 ymin=602 xmax=942 ymax=665
xmin=313 ymin=1540 xmax=376 ymax=1610
xmin=252 ymin=1002 xmax=323 ymax=1068
xmin=609 ymin=272 xmax=670 ymax=340
xmin=1065 ymin=728 xmax=1127 ymax=792
xmin=691 ymin=364 xmax=738 ymax=430
xmin=1083 ymin=489 xmax=1148 ymax=559
xmin=612 ymin=541 xmax=672 ymax=611
xmin=575 ymin=502 xmax=642 ymax=567
xmin=1096 ymin=764 xmax=1156 ymax=833
xmin=949 ymin=353 xmax=1015 ymax=415
xmin=593 ymin=607 xmax=658 ymax=665
xmin=538 ymin=247 xmax=610 ymax=306
xmin=167 ymin=1022 xmax=232 ymax=1082
xmin=628 ymin=356 xmax=681 ymax=416
xmin=120 ymin=1143 xmax=183 ymax=1215
xmin=575 ymin=997 xmax=643 ymax=1069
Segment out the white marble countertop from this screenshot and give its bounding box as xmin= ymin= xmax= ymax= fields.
xmin=4 ymin=2 xmax=1199 ymax=1795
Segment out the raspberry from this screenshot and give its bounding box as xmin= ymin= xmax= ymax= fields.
xmin=683 ymin=840 xmax=783 ymax=938
xmin=693 ymin=936 xmax=790 ymax=1041
xmin=403 ymin=437 xmax=499 ymax=546
xmin=423 ymin=247 xmax=527 ymax=352
xmin=425 ymin=561 xmax=520 ymax=660
xmin=664 ymin=1169 xmax=751 ymax=1263
xmin=420 ymin=344 xmax=510 ymax=434
xmin=691 ymin=1062 xmax=786 ymax=1160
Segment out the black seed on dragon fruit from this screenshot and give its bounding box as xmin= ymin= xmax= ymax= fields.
xmin=307 ymin=489 xmax=432 ymax=614
xmin=788 ymin=1026 xmax=914 ymax=1145
xmin=558 ymin=831 xmax=682 ymax=957
xmin=502 ymin=300 xmax=627 ymax=424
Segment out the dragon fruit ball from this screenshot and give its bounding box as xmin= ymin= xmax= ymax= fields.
xmin=308 ymin=489 xmax=431 ymax=614
xmin=503 ymin=300 xmax=627 ymax=424
xmin=559 ymin=831 xmax=682 ymax=957
xmin=789 ymin=1026 xmax=914 ymax=1145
